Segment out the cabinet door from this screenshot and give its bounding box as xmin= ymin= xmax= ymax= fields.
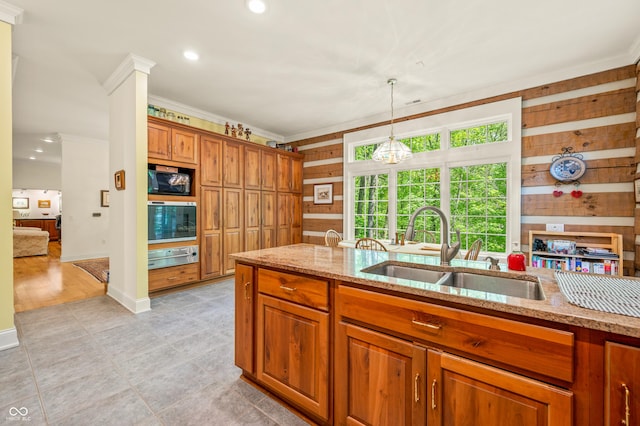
xmin=291 ymin=157 xmax=303 ymax=193
xmin=335 ymin=322 xmax=427 ymax=426
xmin=291 ymin=193 xmax=302 ymax=244
xmin=235 ymin=263 xmax=254 ymax=374
xmin=276 ymin=153 xmax=292 ymax=192
xmin=200 ymin=135 xmax=223 ymax=186
xmin=261 ymin=191 xmax=277 ymax=249
xmin=223 ymin=188 xmax=243 ymax=274
xmin=245 ymin=190 xmax=261 ymax=252
xmin=171 ymin=128 xmax=198 ymax=164
xmin=605 ymin=342 xmax=640 ymax=426
xmin=223 ymin=140 xmax=244 ymax=188
xmin=43 ymin=220 xmax=60 ymax=241
xmin=276 ymin=192 xmax=291 ymax=246
xmin=257 ymin=294 xmax=329 ymax=420
xmin=427 ymin=350 xmax=573 ymax=426
xmin=244 ymin=146 xmax=261 ymax=190
xmin=148 ymin=121 xmax=171 ymax=161
xmin=200 ymin=187 xmax=223 ymax=279
xmin=261 ymin=150 xmax=277 ymax=191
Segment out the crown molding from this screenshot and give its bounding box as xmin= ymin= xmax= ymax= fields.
xmin=103 ymin=53 xmax=155 ymax=95
xmin=0 ymin=1 xmax=23 ymax=25
xmin=148 ymin=94 xmax=284 ymax=142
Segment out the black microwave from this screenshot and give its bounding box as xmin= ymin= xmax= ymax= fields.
xmin=148 ymin=170 xmax=191 ymax=195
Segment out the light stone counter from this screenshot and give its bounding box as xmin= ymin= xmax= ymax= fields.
xmin=230 ymin=243 xmax=640 ymax=338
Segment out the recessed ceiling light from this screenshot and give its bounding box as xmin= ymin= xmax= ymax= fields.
xmin=35 ymin=148 xmax=43 ymax=153
xmin=42 ymin=137 xmax=54 ymax=143
xmin=183 ymin=50 xmax=199 ymax=61
xmin=246 ymin=0 xmax=267 ymax=14
xmin=29 ymin=156 xmax=36 ymax=160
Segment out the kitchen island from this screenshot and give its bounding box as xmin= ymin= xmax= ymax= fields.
xmin=231 ymin=244 xmax=640 ymax=426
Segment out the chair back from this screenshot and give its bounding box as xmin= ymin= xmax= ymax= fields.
xmin=325 ymin=229 xmax=343 ymax=247
xmin=355 ymin=238 xmax=387 ymax=252
xmin=464 ymin=239 xmax=483 ymax=260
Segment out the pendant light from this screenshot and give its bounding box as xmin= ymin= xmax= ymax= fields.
xmin=372 ymin=78 xmax=412 ymax=164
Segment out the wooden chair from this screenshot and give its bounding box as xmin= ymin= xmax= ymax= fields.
xmin=464 ymin=239 xmax=483 ymax=260
xmin=324 ymin=229 xmax=343 ymax=247
xmin=355 ymin=238 xmax=388 ymax=252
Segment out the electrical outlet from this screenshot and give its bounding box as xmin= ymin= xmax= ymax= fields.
xmin=546 ymin=223 xmax=564 ymax=232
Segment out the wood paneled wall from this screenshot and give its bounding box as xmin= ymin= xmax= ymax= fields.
xmin=291 ymin=65 xmax=638 ymax=274
xmin=635 ymin=62 xmax=640 ymax=274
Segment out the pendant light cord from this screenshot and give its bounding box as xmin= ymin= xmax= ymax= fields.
xmin=388 ymin=78 xmax=396 ymax=140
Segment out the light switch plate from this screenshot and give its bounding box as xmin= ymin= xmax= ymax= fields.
xmin=546 ymin=223 xmax=564 ymax=232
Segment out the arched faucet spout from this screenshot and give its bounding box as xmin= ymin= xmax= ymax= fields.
xmin=404 ymin=206 xmax=460 ymax=265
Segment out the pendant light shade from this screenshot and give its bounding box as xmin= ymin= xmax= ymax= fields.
xmin=372 ymin=78 xmax=412 ymax=164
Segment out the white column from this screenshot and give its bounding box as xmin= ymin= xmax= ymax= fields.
xmin=0 ymin=1 xmax=23 ymax=351
xmin=103 ymin=54 xmax=155 ymax=313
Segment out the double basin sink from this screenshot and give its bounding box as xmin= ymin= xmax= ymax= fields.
xmin=361 ymin=261 xmax=544 ymax=300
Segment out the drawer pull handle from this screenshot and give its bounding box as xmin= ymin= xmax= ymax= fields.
xmin=167 ymin=277 xmax=177 ymax=281
xmin=414 ymin=373 xmax=420 ymax=402
xmin=431 ymin=379 xmax=437 ymax=410
xmin=622 ymin=383 xmax=630 ymax=425
xmin=244 ymin=282 xmax=251 ymax=300
xmin=280 ymin=285 xmax=297 ymax=292
xmin=412 ymin=319 xmax=442 ymax=330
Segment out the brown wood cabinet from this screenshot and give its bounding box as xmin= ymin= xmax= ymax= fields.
xmin=261 ymin=191 xmax=277 ymax=249
xmin=335 ymin=321 xmax=427 ymax=425
xmin=223 ymin=140 xmax=244 ymax=188
xmin=261 ymin=150 xmax=277 ymax=191
xmin=605 ymin=342 xmax=640 ymax=425
xmin=277 ymin=192 xmax=302 ymax=246
xmin=235 ymin=263 xmax=254 ymax=374
xmin=427 ymin=350 xmax=572 ymax=426
xmin=148 ymin=263 xmax=199 ymax=291
xmin=245 ymin=189 xmax=261 ymax=252
xmin=200 ymin=135 xmax=223 ymax=186
xmin=223 ymin=188 xmax=243 ymax=274
xmin=277 ymin=153 xmax=303 ymax=193
xmin=200 ymin=186 xmax=222 ymax=279
xmin=256 ymin=268 xmax=330 ymax=421
xmin=148 ymin=119 xmax=198 ymax=164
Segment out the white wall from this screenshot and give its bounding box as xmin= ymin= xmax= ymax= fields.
xmin=13 ymin=158 xmax=61 ymax=189
xmin=11 ymin=188 xmax=61 ymax=219
xmin=60 ymin=135 xmax=110 ymax=261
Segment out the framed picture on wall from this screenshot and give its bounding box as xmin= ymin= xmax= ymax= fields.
xmin=12 ymin=197 xmax=29 ymax=209
xmin=114 ymin=170 xmax=125 ymax=190
xmin=38 ymin=200 xmax=51 ymax=208
xmin=313 ymin=184 xmax=333 ymax=205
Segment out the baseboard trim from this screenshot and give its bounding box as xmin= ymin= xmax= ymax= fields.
xmin=0 ymin=327 xmax=19 ymax=351
xmin=107 ymin=286 xmax=150 ymax=314
xmin=60 ymin=253 xmax=109 ymax=263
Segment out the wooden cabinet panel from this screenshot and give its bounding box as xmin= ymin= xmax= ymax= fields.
xmin=605 ymin=342 xmax=640 ymax=426
xmin=223 ymin=188 xmax=243 ymax=274
xmin=291 ymin=193 xmax=302 ymax=244
xmin=235 ymin=263 xmax=254 ymax=374
xmin=261 ymin=150 xmax=277 ymax=191
xmin=276 ymin=192 xmax=291 ymax=246
xmin=200 ymin=135 xmax=223 ymax=186
xmin=148 ymin=263 xmax=199 ymax=291
xmin=258 ymin=268 xmax=329 ymax=311
xmin=245 ymin=146 xmax=261 ymax=190
xmin=245 ymin=190 xmax=260 ymax=252
xmin=277 ymin=153 xmax=292 ymax=192
xmin=261 ymin=191 xmax=276 ymax=249
xmin=200 ymin=187 xmax=222 ymax=279
xmin=291 ymin=157 xmax=303 ymax=193
xmin=427 ymin=350 xmax=573 ymax=426
xmin=257 ymin=294 xmax=329 ymax=420
xmin=223 ymin=140 xmax=244 ymax=188
xmin=335 ymin=322 xmax=427 ymax=426
xmin=148 ymin=121 xmax=171 ymax=161
xmin=171 ymin=128 xmax=198 ymax=164
xmin=337 ymin=285 xmax=574 ymax=382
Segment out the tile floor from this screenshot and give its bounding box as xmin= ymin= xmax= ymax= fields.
xmin=1 ymin=279 xmax=310 ymax=425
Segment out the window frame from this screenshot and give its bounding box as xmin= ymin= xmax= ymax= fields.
xmin=343 ymin=98 xmax=522 ymax=254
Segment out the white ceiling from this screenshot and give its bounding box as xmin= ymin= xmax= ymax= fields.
xmin=7 ymin=0 xmax=640 ymax=164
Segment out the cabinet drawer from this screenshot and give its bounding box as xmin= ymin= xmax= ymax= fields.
xmin=337 ymin=285 xmax=574 ymax=382
xmin=149 ymin=263 xmax=199 ymax=291
xmin=258 ymin=268 xmax=329 ymax=311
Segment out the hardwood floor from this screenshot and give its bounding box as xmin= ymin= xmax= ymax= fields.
xmin=13 ymin=241 xmax=106 ymax=312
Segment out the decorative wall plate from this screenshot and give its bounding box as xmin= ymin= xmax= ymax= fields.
xmin=550 ymin=147 xmax=586 ymax=183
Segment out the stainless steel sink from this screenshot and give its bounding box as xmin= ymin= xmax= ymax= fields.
xmin=361 ymin=262 xmax=450 ymax=286
xmin=361 ymin=261 xmax=544 ymax=300
xmin=443 ymin=272 xmax=545 ymax=300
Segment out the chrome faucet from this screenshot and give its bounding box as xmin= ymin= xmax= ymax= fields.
xmin=404 ymin=206 xmax=461 ymax=266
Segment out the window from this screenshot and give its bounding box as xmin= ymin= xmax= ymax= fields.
xmin=344 ymin=98 xmax=521 ymax=255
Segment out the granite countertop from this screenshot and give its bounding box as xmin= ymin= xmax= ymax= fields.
xmin=230 ymin=243 xmax=640 ymax=338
